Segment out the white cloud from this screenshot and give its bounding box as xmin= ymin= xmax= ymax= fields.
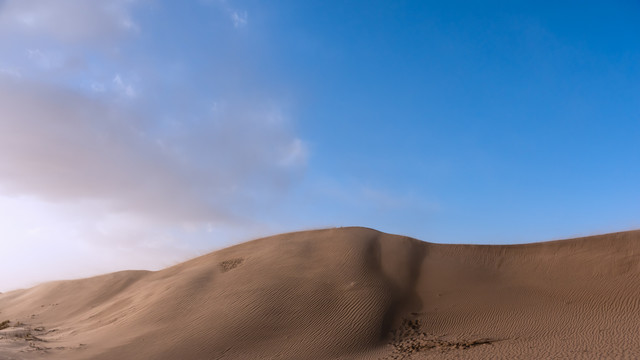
xmin=0 ymin=0 xmax=304 ymax=224
xmin=0 ymin=78 xmax=305 ymax=223
xmin=0 ymin=66 xmax=21 ymax=78
xmin=0 ymin=0 xmax=306 ymax=291
xmin=112 ymin=73 xmax=136 ymax=98
xmin=91 ymin=82 xmax=106 ymax=92
xmin=0 ymin=75 xmax=307 ymax=291
xmin=231 ymin=10 xmax=247 ymax=28
xmin=279 ymin=138 xmax=308 ymax=167
xmin=0 ymin=0 xmax=140 ymax=43
xmin=26 ymin=48 xmax=60 ymax=69
xmin=200 ymin=0 xmax=248 ymax=28
xmin=0 ymin=1 xmax=143 ymax=96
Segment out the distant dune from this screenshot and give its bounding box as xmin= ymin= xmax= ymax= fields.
xmin=1 ymin=227 xmax=640 ymax=359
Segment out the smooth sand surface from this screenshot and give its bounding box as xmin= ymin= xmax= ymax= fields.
xmin=1 ymin=227 xmax=640 ymax=359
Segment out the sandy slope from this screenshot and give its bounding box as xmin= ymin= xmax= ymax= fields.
xmin=1 ymin=227 xmax=640 ymax=359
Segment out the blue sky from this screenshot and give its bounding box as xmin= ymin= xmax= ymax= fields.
xmin=0 ymin=0 xmax=639 ymax=290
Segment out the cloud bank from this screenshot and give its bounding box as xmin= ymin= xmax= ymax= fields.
xmin=0 ymin=0 xmax=306 ymax=290
xmin=0 ymin=78 xmax=306 ymax=223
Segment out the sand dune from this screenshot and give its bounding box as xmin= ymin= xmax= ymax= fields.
xmin=1 ymin=227 xmax=640 ymax=359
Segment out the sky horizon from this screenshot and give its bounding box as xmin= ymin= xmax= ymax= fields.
xmin=1 ymin=0 xmax=639 ymax=291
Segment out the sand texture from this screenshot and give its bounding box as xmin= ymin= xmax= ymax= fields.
xmin=1 ymin=227 xmax=640 ymax=359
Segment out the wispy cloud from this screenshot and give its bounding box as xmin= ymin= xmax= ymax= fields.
xmin=0 ymin=0 xmax=305 ymax=290
xmin=112 ymin=73 xmax=136 ymax=97
xmin=0 ymin=66 xmax=21 ymax=78
xmin=0 ymin=70 xmax=305 ymax=226
xmin=201 ymin=0 xmax=248 ymax=28
xmin=0 ymin=0 xmax=139 ymax=43
xmin=0 ymin=0 xmax=305 ymax=224
xmin=230 ymin=10 xmax=247 ymax=28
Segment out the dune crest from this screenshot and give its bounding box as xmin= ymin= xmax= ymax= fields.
xmin=2 ymin=227 xmax=640 ymax=359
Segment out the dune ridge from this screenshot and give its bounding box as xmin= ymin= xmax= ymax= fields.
xmin=1 ymin=227 xmax=640 ymax=359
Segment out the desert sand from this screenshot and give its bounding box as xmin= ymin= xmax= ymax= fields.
xmin=1 ymin=227 xmax=640 ymax=359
